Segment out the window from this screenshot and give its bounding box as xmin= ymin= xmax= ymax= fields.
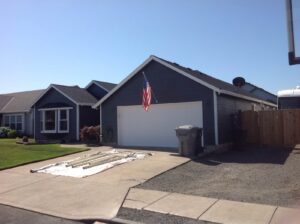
xmin=58 ymin=109 xmax=69 ymax=133
xmin=45 ymin=110 xmax=56 ymax=131
xmin=40 ymin=108 xmax=71 ymax=134
xmin=4 ymin=116 xmax=9 ymax=127
xmin=16 ymin=115 xmax=22 ymax=131
xmin=3 ymin=114 xmax=24 ymax=131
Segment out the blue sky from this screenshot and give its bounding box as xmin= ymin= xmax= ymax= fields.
xmin=0 ymin=0 xmax=299 ymax=94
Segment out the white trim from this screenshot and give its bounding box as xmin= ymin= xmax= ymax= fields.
xmin=85 ymin=81 xmax=109 ymax=92
xmin=76 ymin=105 xmax=80 ymax=141
xmin=154 ymin=57 xmax=220 ymax=92
xmin=93 ymin=56 xmax=219 ymax=108
xmin=213 ymin=91 xmax=219 ymax=145
xmin=99 ymin=105 xmax=102 ymax=142
xmin=38 ymin=107 xmax=73 ymax=111
xmin=3 ymin=113 xmax=25 ymax=132
xmin=58 ymin=109 xmax=69 ymax=133
xmin=41 ymin=110 xmax=57 ymax=133
xmin=33 ymin=106 xmax=36 ymax=139
xmin=0 ymin=97 xmax=15 ymax=113
xmin=219 ymin=90 xmax=277 ymax=107
xmin=30 ymin=85 xmax=95 ymax=108
xmin=30 ymin=85 xmax=77 ymax=108
xmin=93 ymin=56 xmax=154 ymax=108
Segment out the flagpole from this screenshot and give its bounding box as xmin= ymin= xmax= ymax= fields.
xmin=143 ymin=71 xmax=158 ymax=103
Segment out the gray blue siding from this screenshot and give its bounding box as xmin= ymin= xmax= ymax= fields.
xmin=101 ymin=60 xmax=215 ymax=146
xmin=86 ymin=83 xmax=108 ymax=100
xmin=34 ymin=88 xmax=77 ymax=142
xmin=79 ymin=106 xmax=99 ymax=129
xmin=278 ymin=97 xmax=300 ymax=109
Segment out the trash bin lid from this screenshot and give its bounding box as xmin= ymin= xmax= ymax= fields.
xmin=176 ymin=125 xmax=195 ymax=130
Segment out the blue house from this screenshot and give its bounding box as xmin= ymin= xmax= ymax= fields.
xmin=32 ymin=81 xmax=115 ymax=142
xmin=93 ymin=55 xmax=276 ymax=149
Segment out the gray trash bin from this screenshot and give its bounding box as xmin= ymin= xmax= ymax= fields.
xmin=175 ymin=125 xmax=202 ymax=156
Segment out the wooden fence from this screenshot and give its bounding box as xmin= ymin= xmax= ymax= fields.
xmin=241 ymin=109 xmax=300 ymax=147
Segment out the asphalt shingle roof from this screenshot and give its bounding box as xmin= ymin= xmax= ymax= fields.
xmin=52 ymin=84 xmax=98 ymax=104
xmin=156 ymin=56 xmax=275 ymax=103
xmin=93 ymin=81 xmax=116 ymax=91
xmin=0 ymin=89 xmax=45 ymax=113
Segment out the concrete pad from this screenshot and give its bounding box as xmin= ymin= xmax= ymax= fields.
xmin=270 ymin=207 xmax=300 ymax=224
xmin=199 ymin=199 xmax=276 ymax=224
xmin=0 ymin=171 xmax=53 ymax=194
xmin=144 ymin=193 xmax=217 ymax=219
xmin=123 ymin=188 xmax=169 ymax=209
xmin=0 ymin=176 xmax=127 ymax=220
xmin=0 ymin=146 xmax=188 ymax=220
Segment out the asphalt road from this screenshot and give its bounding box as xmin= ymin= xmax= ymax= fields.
xmin=0 ymin=204 xmax=86 ymax=224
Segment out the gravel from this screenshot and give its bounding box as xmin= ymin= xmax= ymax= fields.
xmin=117 ymin=208 xmax=218 ymax=224
xmin=137 ymin=147 xmax=300 ymax=207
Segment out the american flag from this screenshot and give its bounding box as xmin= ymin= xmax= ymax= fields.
xmin=142 ymin=73 xmax=152 ymax=111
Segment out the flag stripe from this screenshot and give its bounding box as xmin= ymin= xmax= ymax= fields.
xmin=142 ymin=76 xmax=152 ymax=111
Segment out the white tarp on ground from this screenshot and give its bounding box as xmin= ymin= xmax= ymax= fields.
xmin=31 ymin=150 xmax=152 ymax=178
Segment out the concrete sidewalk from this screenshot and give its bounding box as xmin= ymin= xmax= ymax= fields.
xmin=122 ymin=188 xmax=300 ymax=224
xmin=0 ymin=146 xmax=189 ymax=221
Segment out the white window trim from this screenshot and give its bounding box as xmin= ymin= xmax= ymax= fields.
xmin=40 ymin=108 xmax=71 ymax=134
xmin=58 ymin=109 xmax=69 ymax=133
xmin=3 ymin=114 xmax=25 ymax=132
xmin=38 ymin=107 xmax=72 ymax=111
xmin=41 ymin=110 xmax=57 ymax=133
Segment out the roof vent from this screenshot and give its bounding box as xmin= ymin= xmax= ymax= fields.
xmin=232 ymin=77 xmax=246 ymax=88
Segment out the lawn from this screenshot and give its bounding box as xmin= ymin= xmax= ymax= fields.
xmin=0 ymin=139 xmax=88 ymax=170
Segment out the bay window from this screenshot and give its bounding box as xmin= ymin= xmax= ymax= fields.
xmin=40 ymin=108 xmax=70 ymax=133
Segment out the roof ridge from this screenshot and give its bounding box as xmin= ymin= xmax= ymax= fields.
xmin=0 ymin=89 xmax=45 ymax=96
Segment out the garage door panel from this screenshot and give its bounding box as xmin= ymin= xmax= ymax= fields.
xmin=117 ymin=101 xmax=203 ymax=148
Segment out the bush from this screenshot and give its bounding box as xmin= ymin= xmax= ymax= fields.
xmin=80 ymin=125 xmax=100 ymax=142
xmin=0 ymin=127 xmax=12 ymax=138
xmin=7 ymin=130 xmax=18 ymax=138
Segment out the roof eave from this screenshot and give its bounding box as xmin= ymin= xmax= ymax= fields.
xmin=220 ymin=90 xmax=277 ymax=107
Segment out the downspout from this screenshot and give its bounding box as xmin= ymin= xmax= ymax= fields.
xmin=213 ymin=91 xmax=219 ymax=145
xmin=33 ymin=107 xmax=35 ymax=140
xmin=76 ymin=105 xmax=80 ymax=141
xmin=99 ymin=105 xmax=102 ymax=143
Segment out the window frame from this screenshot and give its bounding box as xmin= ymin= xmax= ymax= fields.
xmin=2 ymin=114 xmax=24 ymax=132
xmin=58 ymin=109 xmax=69 ymax=133
xmin=39 ymin=107 xmax=72 ymax=134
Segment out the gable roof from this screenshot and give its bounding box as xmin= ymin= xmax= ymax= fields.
xmin=93 ymin=55 xmax=277 ymax=108
xmin=0 ymin=89 xmax=45 ymax=113
xmin=32 ymin=84 xmax=98 ymax=107
xmin=85 ymin=80 xmax=117 ymax=92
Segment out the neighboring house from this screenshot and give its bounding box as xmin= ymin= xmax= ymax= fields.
xmin=0 ymin=90 xmax=45 ymax=136
xmin=239 ymin=81 xmax=277 ymax=105
xmin=277 ymin=86 xmax=300 ymax=109
xmin=93 ymin=55 xmax=277 ymax=149
xmin=85 ymin=80 xmax=117 ymax=100
xmin=32 ymin=84 xmax=101 ymax=142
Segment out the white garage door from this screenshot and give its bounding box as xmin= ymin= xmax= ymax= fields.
xmin=117 ymin=101 xmax=203 ymax=148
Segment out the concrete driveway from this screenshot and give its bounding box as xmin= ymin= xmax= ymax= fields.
xmin=0 ymin=146 xmax=189 ymax=221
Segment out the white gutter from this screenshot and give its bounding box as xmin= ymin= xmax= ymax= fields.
xmin=220 ymin=90 xmax=277 ymax=107
xmin=213 ymin=91 xmax=219 ymax=145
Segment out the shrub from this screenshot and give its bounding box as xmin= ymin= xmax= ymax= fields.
xmin=7 ymin=130 xmax=18 ymax=138
xmin=0 ymin=127 xmax=12 ymax=138
xmin=80 ymin=125 xmax=100 ymax=142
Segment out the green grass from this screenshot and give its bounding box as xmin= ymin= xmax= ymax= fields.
xmin=0 ymin=139 xmax=88 ymax=170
